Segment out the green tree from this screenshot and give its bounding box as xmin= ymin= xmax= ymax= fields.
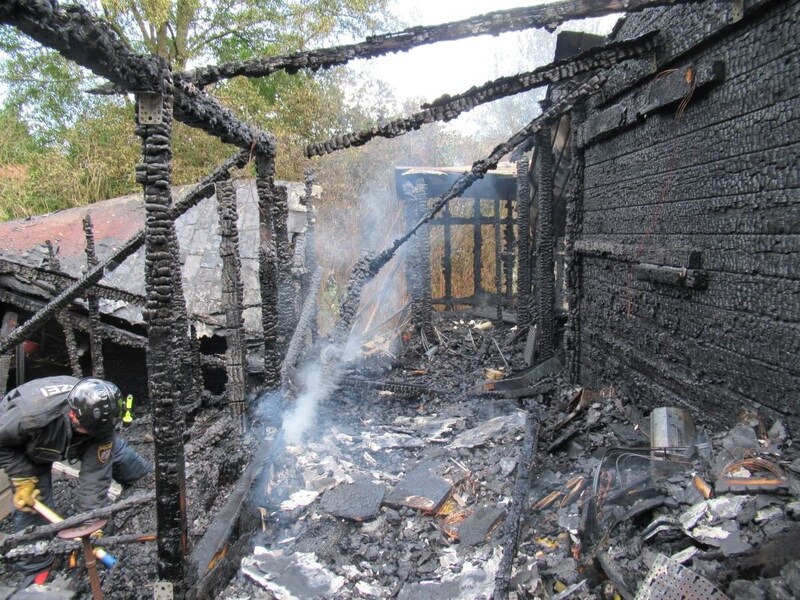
xmin=0 ymin=0 xmax=390 ymax=219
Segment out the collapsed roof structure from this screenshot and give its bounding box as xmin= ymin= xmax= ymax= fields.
xmin=0 ymin=0 xmax=797 ymax=598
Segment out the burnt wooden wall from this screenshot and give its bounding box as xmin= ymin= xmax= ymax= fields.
xmin=573 ymin=0 xmax=799 ymax=430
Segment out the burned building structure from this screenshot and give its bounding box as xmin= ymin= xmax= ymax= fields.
xmin=0 ymin=0 xmax=798 ymax=598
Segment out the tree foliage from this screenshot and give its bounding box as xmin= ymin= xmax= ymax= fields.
xmin=0 ymin=0 xmax=390 ymax=220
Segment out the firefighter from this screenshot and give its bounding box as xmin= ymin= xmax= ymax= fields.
xmin=0 ymin=376 xmax=152 ymax=573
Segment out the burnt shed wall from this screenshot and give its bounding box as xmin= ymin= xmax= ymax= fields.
xmin=575 ymin=0 xmax=799 ymax=430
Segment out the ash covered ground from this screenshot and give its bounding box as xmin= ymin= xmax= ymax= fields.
xmin=2 ymin=310 xmax=799 ymax=599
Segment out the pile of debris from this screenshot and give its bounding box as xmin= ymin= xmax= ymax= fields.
xmin=219 ymin=312 xmax=800 ymax=599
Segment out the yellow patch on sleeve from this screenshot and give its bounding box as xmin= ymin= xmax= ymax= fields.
xmin=97 ymin=442 xmax=113 ymax=464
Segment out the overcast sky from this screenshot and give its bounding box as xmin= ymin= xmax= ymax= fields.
xmin=348 ymin=0 xmax=619 ymax=108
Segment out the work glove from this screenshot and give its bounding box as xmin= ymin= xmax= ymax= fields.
xmin=11 ymin=476 xmax=40 ymax=513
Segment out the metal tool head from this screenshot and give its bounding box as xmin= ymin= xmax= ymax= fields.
xmin=57 ymin=519 xmax=108 ymax=540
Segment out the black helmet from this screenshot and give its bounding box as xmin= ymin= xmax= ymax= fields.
xmin=67 ymin=378 xmax=120 ymax=435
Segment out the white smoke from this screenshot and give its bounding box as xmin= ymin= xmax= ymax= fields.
xmin=280 ymin=358 xmax=327 ymax=445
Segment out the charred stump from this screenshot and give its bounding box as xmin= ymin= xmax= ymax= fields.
xmin=216 ymin=180 xmax=247 ymax=429
xmin=135 ymin=66 xmax=188 ymax=595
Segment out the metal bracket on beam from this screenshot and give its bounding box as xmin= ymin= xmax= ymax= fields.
xmin=137 ymin=92 xmax=164 ymax=125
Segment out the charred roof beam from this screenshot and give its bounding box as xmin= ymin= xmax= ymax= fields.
xmin=0 ymin=1 xmax=275 ymax=152
xmin=181 ymin=0 xmax=691 ymax=87
xmin=305 ymin=31 xmax=658 ymax=157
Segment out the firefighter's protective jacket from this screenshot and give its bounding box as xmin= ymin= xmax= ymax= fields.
xmin=0 ymin=375 xmax=115 ymax=512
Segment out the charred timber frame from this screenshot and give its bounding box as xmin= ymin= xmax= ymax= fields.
xmin=216 ymin=181 xmax=248 ymax=429
xmin=42 ymin=242 xmax=82 ymax=377
xmin=321 ymin=75 xmax=604 ymax=352
xmin=82 ymin=215 xmax=105 ymax=378
xmin=534 ymin=114 xmax=556 ymax=361
xmin=281 ymin=266 xmax=324 ymax=395
xmin=305 ymin=32 xmax=658 ymax=157
xmin=134 ymin=67 xmax=188 ymax=592
xmin=182 ymin=0 xmax=687 ymax=88
xmin=0 ymin=150 xmax=248 ymax=355
xmin=516 ymin=160 xmax=533 ymax=329
xmin=503 ymin=197 xmax=516 ymax=309
xmin=404 ymin=180 xmax=435 ymax=342
xmin=564 ymin=106 xmax=586 ymax=383
xmin=256 ymin=154 xmax=282 ymax=387
xmin=302 ymin=168 xmax=319 ymax=343
xmin=272 ymin=185 xmax=295 ymax=353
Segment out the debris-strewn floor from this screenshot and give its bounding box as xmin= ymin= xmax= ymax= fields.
xmin=2 ymin=310 xmax=798 ymax=599
xmin=219 ymin=311 xmax=800 ymax=600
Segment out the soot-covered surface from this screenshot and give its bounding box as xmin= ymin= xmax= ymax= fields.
xmin=1 ymin=310 xmax=798 ymax=599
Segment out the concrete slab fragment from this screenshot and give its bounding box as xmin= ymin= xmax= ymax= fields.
xmin=320 ymin=479 xmax=386 ymax=521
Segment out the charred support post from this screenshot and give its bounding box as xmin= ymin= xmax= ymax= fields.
xmin=255 ymin=153 xmax=281 ymax=388
xmin=564 ymin=105 xmax=586 ymax=383
xmin=216 ymin=181 xmax=247 ymax=429
xmin=281 ymin=267 xmax=324 ymax=395
xmin=405 ymin=180 xmax=434 ymax=342
xmin=503 ymin=196 xmax=516 ymax=312
xmin=303 ymin=169 xmax=319 ymax=342
xmin=494 ymin=198 xmax=503 ymax=320
xmin=135 ymin=66 xmax=188 ymax=594
xmin=82 ymin=215 xmax=104 ymax=378
xmin=44 ymin=241 xmax=82 ymax=377
xmin=516 ymin=160 xmax=533 ymax=329
xmin=535 ymin=115 xmax=556 ymax=361
xmin=272 ymin=185 xmax=294 ymax=351
xmin=472 ymin=197 xmax=483 ymax=300
xmin=442 ymin=203 xmax=453 ymax=307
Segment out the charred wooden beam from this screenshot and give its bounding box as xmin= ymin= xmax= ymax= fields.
xmin=494 ymin=198 xmax=503 ymax=320
xmin=0 ymin=2 xmax=273 ymax=152
xmin=135 ymin=67 xmax=188 ymax=594
xmin=271 ymin=185 xmax=294 ymax=352
xmin=43 ymin=241 xmax=83 ymax=377
xmin=0 ymin=1 xmax=161 ymax=91
xmin=339 ymin=377 xmax=435 ymax=396
xmin=564 ymin=105 xmax=586 ymax=383
xmin=301 ymin=168 xmax=318 ymax=323
xmin=281 ymin=266 xmax=323 ymax=394
xmin=517 ymin=160 xmax=533 ymax=330
xmin=503 ymin=196 xmax=516 ymax=313
xmin=216 ymin=181 xmax=247 ymax=429
xmin=0 ymin=491 xmax=154 ymax=552
xmin=534 ymin=114 xmax=556 ymax=361
xmin=183 ymin=0 xmax=688 ymax=87
xmin=494 ymin=404 xmax=541 ymax=600
xmin=442 ymin=203 xmax=453 ymax=306
xmin=256 ymin=154 xmax=281 ymax=388
xmin=405 ymin=180 xmax=434 ymax=342
xmin=305 ymin=32 xmax=658 ymax=157
xmin=0 ymin=151 xmax=248 ymax=355
xmin=82 ymin=215 xmax=104 ymax=378
xmin=473 ymin=196 xmax=484 ymax=298
xmin=319 ymin=74 xmax=605 ymax=342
